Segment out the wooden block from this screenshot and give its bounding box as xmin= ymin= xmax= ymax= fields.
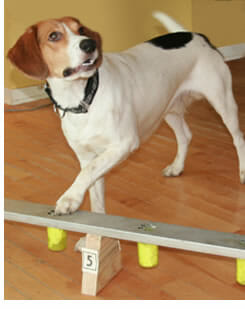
xmin=81 ymin=234 xmax=122 ymax=296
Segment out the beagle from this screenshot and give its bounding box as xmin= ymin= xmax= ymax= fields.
xmin=8 ymin=12 xmax=245 ymax=215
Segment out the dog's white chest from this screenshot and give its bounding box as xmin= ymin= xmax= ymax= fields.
xmin=60 ymin=113 xmax=111 ymax=160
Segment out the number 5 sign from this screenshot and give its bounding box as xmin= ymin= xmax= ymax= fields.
xmin=82 ymin=248 xmax=99 ymax=274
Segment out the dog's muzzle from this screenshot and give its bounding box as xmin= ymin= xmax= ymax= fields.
xmin=62 ymin=39 xmax=98 ymax=77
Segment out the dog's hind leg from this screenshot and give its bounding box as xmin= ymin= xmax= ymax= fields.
xmin=163 ymin=112 xmax=192 ymax=177
xmin=203 ymin=65 xmax=245 ymax=184
xmin=208 ymin=91 xmax=245 ymax=184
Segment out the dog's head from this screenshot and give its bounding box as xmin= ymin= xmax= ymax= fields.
xmin=7 ymin=17 xmax=103 ymax=80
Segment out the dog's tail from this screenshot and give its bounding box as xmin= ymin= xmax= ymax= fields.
xmin=152 ymin=11 xmax=187 ymax=33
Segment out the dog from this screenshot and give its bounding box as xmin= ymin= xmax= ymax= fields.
xmin=8 ymin=12 xmax=245 ymax=216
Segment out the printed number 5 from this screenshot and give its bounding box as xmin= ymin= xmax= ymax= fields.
xmin=86 ymin=255 xmax=93 ymax=267
xmin=82 ymin=250 xmax=98 ymax=273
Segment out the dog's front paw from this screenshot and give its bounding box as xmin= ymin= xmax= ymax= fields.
xmin=55 ymin=194 xmax=81 ymax=215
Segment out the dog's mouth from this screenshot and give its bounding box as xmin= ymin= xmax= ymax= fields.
xmin=82 ymin=57 xmax=97 ymax=67
xmin=63 ymin=56 xmax=98 ymax=77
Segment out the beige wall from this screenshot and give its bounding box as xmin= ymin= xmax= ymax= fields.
xmin=192 ymin=0 xmax=245 ymax=47
xmin=4 ymin=0 xmax=244 ymax=89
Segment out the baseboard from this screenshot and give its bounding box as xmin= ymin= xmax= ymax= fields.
xmin=218 ymin=43 xmax=245 ymax=61
xmin=4 ymin=43 xmax=245 ymax=106
xmin=4 ymin=84 xmax=48 ymax=105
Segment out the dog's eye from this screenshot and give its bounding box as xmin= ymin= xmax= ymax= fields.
xmin=78 ymin=27 xmax=85 ymax=35
xmin=48 ymin=31 xmax=62 ymax=42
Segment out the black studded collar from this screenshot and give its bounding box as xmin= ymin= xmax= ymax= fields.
xmin=44 ymin=70 xmax=99 ymax=118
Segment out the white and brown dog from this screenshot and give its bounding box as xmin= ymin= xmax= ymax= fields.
xmin=8 ymin=12 xmax=245 ymax=215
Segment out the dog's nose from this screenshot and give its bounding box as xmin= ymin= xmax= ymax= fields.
xmin=79 ymin=39 xmax=96 ymax=53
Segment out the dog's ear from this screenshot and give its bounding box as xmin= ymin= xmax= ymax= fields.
xmin=7 ymin=25 xmax=49 ymax=80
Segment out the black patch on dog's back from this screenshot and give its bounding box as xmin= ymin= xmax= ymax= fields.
xmin=147 ymin=32 xmax=193 ymax=49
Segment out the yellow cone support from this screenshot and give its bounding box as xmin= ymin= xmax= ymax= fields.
xmin=137 ymin=243 xmax=159 ymax=268
xmin=236 ymin=259 xmax=245 ymax=285
xmin=47 ymin=227 xmax=67 ymax=251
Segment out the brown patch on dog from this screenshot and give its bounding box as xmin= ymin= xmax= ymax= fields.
xmin=59 ymin=17 xmax=81 ymax=33
xmin=37 ymin=19 xmax=70 ymax=78
xmin=7 ymin=25 xmax=49 ymax=80
xmin=8 ymin=17 xmax=103 ymax=80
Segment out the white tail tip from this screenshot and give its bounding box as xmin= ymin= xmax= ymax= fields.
xmin=152 ymin=11 xmax=187 ymax=33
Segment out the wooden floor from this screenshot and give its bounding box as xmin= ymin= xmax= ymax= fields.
xmin=4 ymin=59 xmax=245 ymax=300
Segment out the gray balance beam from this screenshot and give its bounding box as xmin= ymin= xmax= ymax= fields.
xmin=4 ymin=199 xmax=245 ymax=259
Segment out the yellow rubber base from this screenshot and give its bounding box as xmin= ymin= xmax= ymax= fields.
xmin=236 ymin=259 xmax=245 ymax=285
xmin=137 ymin=243 xmax=159 ymax=268
xmin=47 ymin=227 xmax=67 ymax=251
